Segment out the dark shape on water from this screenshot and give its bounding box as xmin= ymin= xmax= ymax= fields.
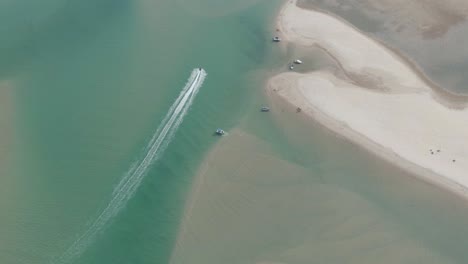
xmin=296 ymin=107 xmax=301 ymax=113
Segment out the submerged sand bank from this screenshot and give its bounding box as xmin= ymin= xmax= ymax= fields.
xmin=169 ymin=130 xmax=457 ymax=264
xmin=271 ymin=0 xmax=468 ymax=195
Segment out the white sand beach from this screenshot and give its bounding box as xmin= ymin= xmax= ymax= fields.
xmin=168 ymin=2 xmax=468 ymax=263
xmin=271 ymin=0 xmax=468 ymax=195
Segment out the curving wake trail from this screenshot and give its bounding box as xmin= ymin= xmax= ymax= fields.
xmin=54 ymin=68 xmax=207 ymax=263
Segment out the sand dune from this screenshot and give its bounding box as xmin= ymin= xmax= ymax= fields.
xmin=272 ymin=0 xmax=468 ymax=195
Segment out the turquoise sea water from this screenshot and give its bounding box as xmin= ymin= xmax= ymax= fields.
xmin=2 ymin=0 xmax=468 ymax=264
xmin=0 ymin=0 xmax=280 ymax=263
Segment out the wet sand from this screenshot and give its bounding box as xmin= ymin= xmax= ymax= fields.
xmin=297 ymin=0 xmax=468 ymax=95
xmin=298 ymin=0 xmax=468 ymax=39
xmin=270 ymin=0 xmax=468 ymax=198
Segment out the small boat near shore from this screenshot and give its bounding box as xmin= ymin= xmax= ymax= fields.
xmin=289 ymin=64 xmax=294 ymax=70
xmin=293 ymin=59 xmax=303 ymax=64
xmin=215 ymin=128 xmax=225 ymax=135
xmin=261 ymin=106 xmax=270 ymax=112
xmin=272 ymin=36 xmax=281 ymax=42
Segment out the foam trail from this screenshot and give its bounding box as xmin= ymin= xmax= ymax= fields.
xmin=54 ymin=68 xmax=206 ymax=264
xmin=112 ymin=69 xmax=199 ymax=197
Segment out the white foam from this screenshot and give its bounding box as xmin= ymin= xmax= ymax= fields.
xmin=54 ymin=68 xmax=206 ymax=263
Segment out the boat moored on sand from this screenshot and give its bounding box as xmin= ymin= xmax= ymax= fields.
xmin=272 ymin=36 xmax=281 ymax=42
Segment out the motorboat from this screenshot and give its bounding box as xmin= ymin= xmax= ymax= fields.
xmin=260 ymin=106 xmax=270 ymax=112
xmin=272 ymin=37 xmax=281 ymax=42
xmin=215 ymin=128 xmax=225 ymax=135
xmin=293 ymin=59 xmax=303 ymax=64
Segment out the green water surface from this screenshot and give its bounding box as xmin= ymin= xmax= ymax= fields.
xmin=2 ymin=0 xmax=468 ymax=264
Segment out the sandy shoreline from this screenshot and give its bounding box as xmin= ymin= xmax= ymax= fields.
xmin=278 ymin=1 xmax=468 ymax=107
xmin=167 ymin=1 xmax=468 ymax=262
xmin=270 ymin=0 xmax=468 ymax=198
xmin=168 ymin=127 xmax=468 ymax=263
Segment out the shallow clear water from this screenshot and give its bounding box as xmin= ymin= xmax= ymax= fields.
xmin=2 ymin=0 xmax=468 ymax=263
xmin=0 ymin=0 xmax=280 ymax=263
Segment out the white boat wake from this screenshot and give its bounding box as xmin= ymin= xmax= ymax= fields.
xmin=53 ymin=68 xmax=207 ymax=263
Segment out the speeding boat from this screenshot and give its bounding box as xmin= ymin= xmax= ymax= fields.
xmin=293 ymin=59 xmax=303 ymax=64
xmin=272 ymin=37 xmax=281 ymax=42
xmin=215 ymin=128 xmax=225 ymax=135
xmin=260 ymin=106 xmax=270 ymax=112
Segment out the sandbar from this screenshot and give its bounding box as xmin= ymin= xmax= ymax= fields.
xmin=271 ymin=0 xmax=468 ymax=196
